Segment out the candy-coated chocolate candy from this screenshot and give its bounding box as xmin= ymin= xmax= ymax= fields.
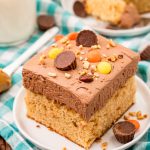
xmin=87 ymin=50 xmax=101 ymax=63
xmin=97 ymin=62 xmax=111 ymax=74
xmin=48 ymin=48 xmax=63 ymax=59
xmin=54 ymin=34 xmax=64 ymax=42
xmin=68 ymin=32 xmax=78 ymax=40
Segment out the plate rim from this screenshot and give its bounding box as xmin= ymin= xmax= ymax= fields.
xmin=13 ymin=76 xmax=150 ymax=150
xmin=93 ymin=24 xmax=150 ymax=37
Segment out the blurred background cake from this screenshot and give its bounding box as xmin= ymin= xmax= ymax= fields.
xmin=73 ymin=0 xmax=150 ymax=28
xmin=125 ymin=0 xmax=150 ymax=13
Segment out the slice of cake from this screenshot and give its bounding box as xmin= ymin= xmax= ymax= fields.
xmin=23 ymin=30 xmax=139 ymax=148
xmin=73 ymin=0 xmax=141 ymax=28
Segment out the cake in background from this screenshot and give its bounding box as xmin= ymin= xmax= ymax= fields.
xmin=73 ymin=0 xmax=150 ymax=28
xmin=85 ymin=0 xmax=140 ymax=28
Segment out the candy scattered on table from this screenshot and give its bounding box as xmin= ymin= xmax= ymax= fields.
xmin=140 ymin=45 xmax=150 ymax=60
xmin=37 ymin=15 xmax=55 ymax=31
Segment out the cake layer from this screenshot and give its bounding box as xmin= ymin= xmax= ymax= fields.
xmin=85 ymin=0 xmax=126 ymax=24
xmin=26 ymin=76 xmax=136 ymax=148
xmin=23 ymin=33 xmax=139 ymax=121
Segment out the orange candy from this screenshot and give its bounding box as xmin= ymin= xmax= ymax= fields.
xmin=87 ymin=50 xmax=101 ymax=63
xmin=54 ymin=34 xmax=64 ymax=42
xmin=128 ymin=120 xmax=140 ymax=131
xmin=68 ymin=32 xmax=78 ymax=40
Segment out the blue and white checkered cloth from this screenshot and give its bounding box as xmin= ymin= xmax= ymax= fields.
xmin=0 ymin=0 xmax=150 ymax=149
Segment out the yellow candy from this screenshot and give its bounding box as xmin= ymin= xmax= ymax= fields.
xmin=48 ymin=47 xmax=63 ymax=59
xmin=97 ymin=62 xmax=112 ymax=74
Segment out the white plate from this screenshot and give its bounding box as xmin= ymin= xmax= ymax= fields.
xmin=13 ymin=76 xmax=150 ymax=150
xmin=60 ymin=0 xmax=150 ymax=37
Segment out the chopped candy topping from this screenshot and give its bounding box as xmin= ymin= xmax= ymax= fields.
xmin=91 ymin=45 xmax=101 ymax=49
xmin=97 ymin=62 xmax=112 ymax=74
xmin=65 ymin=73 xmax=72 ymax=79
xmin=108 ymin=55 xmax=118 ymax=62
xmin=83 ymin=61 xmax=90 ymax=69
xmin=48 ymin=72 xmax=57 ymax=78
xmin=109 ymin=39 xmax=116 ymax=47
xmin=60 ymin=37 xmax=68 ymax=44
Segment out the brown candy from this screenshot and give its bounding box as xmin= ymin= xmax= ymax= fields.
xmin=37 ymin=15 xmax=55 ymax=31
xmin=140 ymin=45 xmax=150 ymax=60
xmin=113 ymin=121 xmax=136 ymax=144
xmin=54 ymin=51 xmax=77 ymax=71
xmin=79 ymin=74 xmax=93 ymax=83
xmin=73 ymin=1 xmax=87 ymax=18
xmin=76 ymin=30 xmax=98 ymax=47
xmin=0 ymin=136 xmax=12 ymax=150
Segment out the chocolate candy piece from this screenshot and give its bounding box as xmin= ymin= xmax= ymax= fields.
xmin=37 ymin=15 xmax=55 ymax=31
xmin=54 ymin=51 xmax=77 ymax=71
xmin=113 ymin=121 xmax=136 ymax=144
xmin=76 ymin=30 xmax=98 ymax=47
xmin=140 ymin=45 xmax=150 ymax=60
xmin=0 ymin=136 xmax=12 ymax=150
xmin=73 ymin=1 xmax=87 ymax=18
xmin=79 ymin=74 xmax=93 ymax=83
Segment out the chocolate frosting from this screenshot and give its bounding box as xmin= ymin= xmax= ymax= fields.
xmin=23 ymin=34 xmax=139 ymax=121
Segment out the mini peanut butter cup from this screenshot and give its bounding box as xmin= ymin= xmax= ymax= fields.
xmin=73 ymin=1 xmax=87 ymax=18
xmin=76 ymin=30 xmax=98 ymax=47
xmin=113 ymin=121 xmax=136 ymax=144
xmin=140 ymin=45 xmax=150 ymax=61
xmin=37 ymin=15 xmax=55 ymax=31
xmin=54 ymin=51 xmax=77 ymax=71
